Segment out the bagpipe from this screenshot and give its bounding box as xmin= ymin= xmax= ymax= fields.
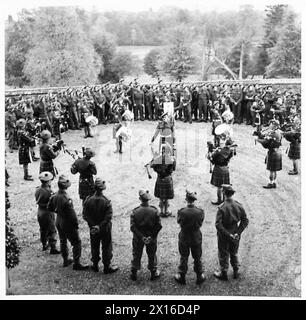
xmin=207 ymin=123 xmax=237 ymax=173
xmin=255 ymin=129 xmax=282 ymax=149
xmin=206 ymin=141 xmax=238 ymax=173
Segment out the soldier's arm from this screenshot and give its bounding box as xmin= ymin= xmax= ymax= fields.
xmin=82 ymin=199 xmax=95 ymax=227
xmin=99 ymin=200 xmax=113 ymax=229
xmin=130 ymin=211 xmax=144 ymax=238
xmin=237 ymin=207 xmax=249 ymax=235
xmin=152 ymin=209 xmax=162 ymax=238
xmin=45 ymin=145 xmax=59 ymax=159
xmin=65 ymin=199 xmax=79 ymax=229
xmin=47 ymin=196 xmax=55 ymax=212
xmin=89 ymin=161 xmax=97 ymax=175
xmin=215 ymin=208 xmax=232 ymax=238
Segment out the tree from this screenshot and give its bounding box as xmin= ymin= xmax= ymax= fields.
xmin=23 ymin=7 xmax=102 ymax=87
xmin=162 ymin=27 xmax=197 ymax=81
xmin=143 ymin=49 xmax=162 ymax=78
xmin=253 ymin=5 xmax=288 ymax=75
xmin=5 ymin=10 xmax=36 ymax=87
xmin=110 ymin=51 xmax=141 ymax=81
xmin=265 ymin=11 xmax=301 ymax=78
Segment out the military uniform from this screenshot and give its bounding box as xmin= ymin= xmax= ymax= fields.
xmin=210 ymin=147 xmax=233 ymax=188
xmin=177 ymin=204 xmax=204 ymax=277
xmin=130 ymin=201 xmax=162 ymax=275
xmin=71 ymin=156 xmax=97 ymax=201
xmin=39 ymin=142 xmax=58 ymax=176
xmin=47 ymin=186 xmax=84 ymax=267
xmin=215 ymin=197 xmax=248 ymax=276
xmin=83 ymin=191 xmax=114 ymax=270
xmin=132 ymin=87 xmax=145 ymax=121
xmin=35 ymin=173 xmax=58 ymax=252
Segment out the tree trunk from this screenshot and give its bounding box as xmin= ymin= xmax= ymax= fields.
xmin=212 ymin=56 xmax=237 ymax=80
xmin=239 ymin=42 xmax=244 ymax=80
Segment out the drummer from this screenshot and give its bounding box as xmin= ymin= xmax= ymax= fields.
xmin=114 ymin=105 xmax=134 ymax=154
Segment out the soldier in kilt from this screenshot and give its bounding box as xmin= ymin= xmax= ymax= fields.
xmin=210 ymin=139 xmax=234 ymax=205
xmin=283 ymin=112 xmax=301 ymax=175
xmin=150 ymin=141 xmax=175 ymax=217
xmin=39 ymin=130 xmax=60 ymax=177
xmin=71 ymin=147 xmax=97 ymax=204
xmin=257 ymin=119 xmax=282 ymax=189
xmin=16 ymin=118 xmax=35 ymax=181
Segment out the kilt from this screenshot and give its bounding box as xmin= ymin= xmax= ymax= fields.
xmin=154 ymin=175 xmax=174 ymax=199
xmin=211 ymin=165 xmax=230 ymax=188
xmin=266 ymin=149 xmax=282 ymax=171
xmin=79 ymin=177 xmax=95 ymax=200
xmin=18 ymin=146 xmax=31 ymax=165
xmin=288 ymin=142 xmax=300 ymax=160
xmin=40 ymin=160 xmax=55 ymax=176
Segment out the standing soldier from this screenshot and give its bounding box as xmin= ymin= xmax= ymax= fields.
xmin=47 ymin=175 xmax=88 ymax=270
xmin=214 ymin=184 xmax=249 ymax=281
xmin=191 ymin=85 xmax=199 ymax=121
xmin=132 ymin=84 xmax=145 ymax=121
xmin=209 ymin=138 xmax=234 ymax=205
xmin=174 ymin=191 xmax=206 ymax=285
xmin=230 ymin=83 xmax=243 ymax=124
xmin=39 ymin=130 xmax=60 ymax=177
xmin=262 ymin=86 xmax=275 ymax=126
xmin=16 ymin=118 xmax=35 ymax=181
xmin=197 ymin=84 xmax=210 ymax=122
xmin=130 ymin=190 xmax=162 ymax=281
xmin=71 ymin=147 xmax=97 ymax=204
xmin=144 ymin=85 xmax=154 ymax=120
xmin=256 ymin=119 xmax=282 ymax=188
xmin=283 ymin=107 xmax=301 ymax=175
xmin=35 ymin=171 xmax=60 ymax=254
xmin=181 ymin=86 xmax=192 ymax=124
xmin=150 ymin=141 xmax=175 ymax=217
xmin=82 ymin=178 xmax=119 ymax=274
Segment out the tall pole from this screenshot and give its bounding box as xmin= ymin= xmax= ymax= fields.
xmin=239 ymin=42 xmax=244 ymax=80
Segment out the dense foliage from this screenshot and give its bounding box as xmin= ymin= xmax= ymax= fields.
xmin=5 ymin=5 xmax=301 ymax=87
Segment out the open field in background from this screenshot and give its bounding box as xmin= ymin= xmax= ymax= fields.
xmin=6 ymin=121 xmax=301 ymax=296
xmin=118 ymin=45 xmax=202 ymax=83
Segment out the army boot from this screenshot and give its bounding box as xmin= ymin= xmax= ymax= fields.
xmin=50 ymin=245 xmax=61 ymax=255
xmin=90 ymin=263 xmax=99 ymax=272
xmin=214 ymin=270 xmax=228 ymax=281
xmin=130 ymin=269 xmax=137 ymax=281
xmin=233 ymin=268 xmax=239 ymax=279
xmin=73 ymin=259 xmax=89 ymax=271
xmin=174 ymin=273 xmax=186 ymax=285
xmin=196 ymin=273 xmax=206 ymax=285
xmin=150 ymin=269 xmax=160 ymax=281
xmin=104 ymin=264 xmax=119 ymax=274
xmin=63 ymin=258 xmax=73 ymax=267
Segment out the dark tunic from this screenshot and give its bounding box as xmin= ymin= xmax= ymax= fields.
xmin=17 ymin=129 xmax=35 ymax=165
xmin=39 ymin=143 xmax=58 ymax=175
xmin=71 ymin=157 xmax=97 ymax=200
xmin=210 ymin=147 xmax=233 ymax=187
